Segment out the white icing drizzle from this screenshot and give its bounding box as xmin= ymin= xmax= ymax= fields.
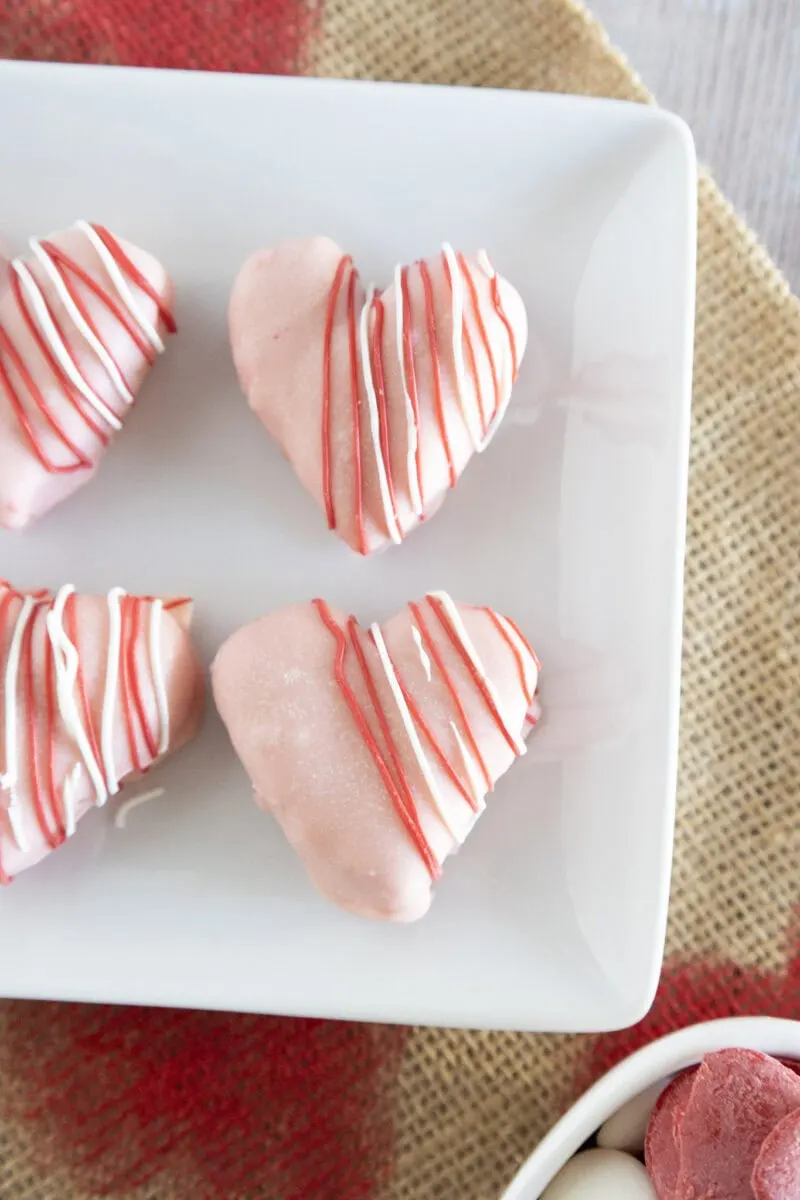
xmin=28 ymin=237 xmax=134 ymax=404
xmin=4 ymin=798 xmax=28 ymax=851
xmin=480 ymin=370 xmax=513 ymax=450
xmin=10 ymin=259 xmax=123 ymax=431
xmin=428 ymin=590 xmax=526 ymax=755
xmin=345 ymin=248 xmax=519 ymax=539
xmin=100 ymin=587 xmax=125 ymax=801
xmin=75 ymin=221 xmax=165 ymax=354
xmin=410 ymin=624 xmax=432 ymax=682
xmin=393 ymin=263 xmax=423 ymax=518
xmin=476 ymin=249 xmax=494 ymax=278
xmin=2 ymin=584 xmax=174 ymax=852
xmin=370 ymin=622 xmax=468 ymax=845
xmin=359 ymin=285 xmax=403 ymax=545
xmin=48 ymin=584 xmax=109 ymax=807
xmin=449 ymin=722 xmax=486 ymax=812
xmin=475 ymin=249 xmax=515 ymax=450
xmin=148 ymin=599 xmax=170 ymax=755
xmin=494 ymin=611 xmax=539 ymax=701
xmin=114 ymin=787 xmax=165 ymax=829
xmin=0 ymin=595 xmax=37 ymax=852
xmin=442 ymin=242 xmax=482 ymax=452
xmin=61 ymin=763 xmax=82 ymax=838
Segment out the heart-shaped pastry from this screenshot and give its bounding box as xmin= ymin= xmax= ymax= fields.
xmin=212 ymin=592 xmax=540 ymax=920
xmin=229 ymin=238 xmax=527 ymax=554
xmin=0 ymin=579 xmax=204 ymax=880
xmin=0 ymin=223 xmax=176 ymax=529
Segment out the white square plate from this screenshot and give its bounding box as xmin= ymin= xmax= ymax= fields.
xmin=0 ymin=63 xmax=696 ymax=1031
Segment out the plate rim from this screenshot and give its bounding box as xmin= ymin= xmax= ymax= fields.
xmin=0 ymin=62 xmax=697 ymax=1030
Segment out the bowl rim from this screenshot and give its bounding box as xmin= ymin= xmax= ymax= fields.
xmin=500 ymin=1015 xmax=800 ymax=1199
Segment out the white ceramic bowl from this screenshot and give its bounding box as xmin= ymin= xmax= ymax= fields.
xmin=501 ymin=1016 xmax=800 ymax=1199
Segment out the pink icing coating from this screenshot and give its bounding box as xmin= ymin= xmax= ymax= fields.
xmin=212 ymin=596 xmax=539 ymax=920
xmin=228 ymin=237 xmax=527 ymax=554
xmin=0 ymin=225 xmax=175 ymax=529
xmin=0 ymin=581 xmax=204 ymax=878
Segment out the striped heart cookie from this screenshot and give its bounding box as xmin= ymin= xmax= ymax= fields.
xmin=0 ymin=223 xmax=176 ymax=529
xmin=0 ymin=579 xmax=203 ymax=880
xmin=212 ymin=593 xmax=539 ymax=920
xmin=229 ymin=238 xmax=527 ymax=553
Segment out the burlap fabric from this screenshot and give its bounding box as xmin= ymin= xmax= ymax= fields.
xmin=0 ymin=1 xmax=798 ymax=1197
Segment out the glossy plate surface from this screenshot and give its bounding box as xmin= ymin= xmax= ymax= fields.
xmin=0 ymin=64 xmax=696 ymax=1029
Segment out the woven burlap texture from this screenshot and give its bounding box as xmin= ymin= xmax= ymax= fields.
xmin=315 ymin=1 xmax=800 ymax=1198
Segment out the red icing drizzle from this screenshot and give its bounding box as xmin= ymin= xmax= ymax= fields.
xmin=347 ymin=618 xmax=438 ymax=876
xmin=321 ymin=254 xmax=351 ymax=531
xmin=390 ymin=656 xmax=479 ymax=814
xmin=115 ymin=594 xmax=162 ymax=784
xmin=426 ymin=596 xmax=522 ymax=757
xmin=312 ymin=598 xmax=439 ymax=878
xmin=488 ymin=265 xmax=519 ymax=382
xmin=142 ymin=595 xmax=190 ymax=613
xmin=419 ymin=259 xmax=456 ymax=489
xmin=44 ymin=619 xmax=63 ymax=833
xmin=0 ymin=228 xmax=175 ymax=477
xmin=0 ymin=590 xmax=15 ymax=882
xmin=0 ymin=586 xmax=173 ymax=879
xmin=458 ymin=251 xmax=501 ymax=423
xmin=400 ymin=265 xmax=425 ymax=508
xmin=462 ymin=318 xmax=488 ymax=438
xmin=319 ymin=248 xmax=519 ymax=549
xmin=442 ymin=250 xmax=487 ymax=443
xmin=127 ymin=598 xmax=158 ymax=762
xmin=346 ymin=267 xmax=367 ymax=555
xmin=482 ymin=607 xmax=536 ymax=703
xmin=38 ymin=242 xmax=153 ymax=390
xmin=65 ymin=592 xmax=103 ymax=773
xmin=408 ymin=600 xmax=493 ymax=793
xmin=89 ymin=225 xmax=177 ymax=334
xmin=502 ymin=614 xmax=541 ymax=672
xmin=370 ymin=295 xmax=401 ymax=536
xmin=0 ymin=309 xmax=91 ymax=473
xmin=50 ymin=240 xmax=161 ymax=359
xmin=323 ymin=259 xmax=368 ymax=554
xmin=119 ymin=596 xmax=144 ymax=774
xmin=21 ymin=600 xmax=64 ymax=850
xmin=11 ymin=268 xmax=111 ymax=446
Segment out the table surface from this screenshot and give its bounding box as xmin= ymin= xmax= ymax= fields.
xmin=591 ymin=0 xmax=799 ymax=291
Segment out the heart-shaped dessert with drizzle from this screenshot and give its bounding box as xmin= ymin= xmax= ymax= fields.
xmin=229 ymin=238 xmax=527 ymax=554
xmin=0 ymin=223 xmax=176 ymax=530
xmin=212 ymin=592 xmax=539 ymax=920
xmin=0 ymin=579 xmax=204 ymax=881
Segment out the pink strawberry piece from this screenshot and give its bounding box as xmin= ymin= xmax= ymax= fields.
xmin=644 ymin=1068 xmax=698 ymax=1199
xmin=751 ymin=1107 xmax=800 ymax=1199
xmin=0 ymin=223 xmax=175 ymax=529
xmin=0 ymin=579 xmax=203 ymax=879
xmin=674 ymin=1049 xmax=800 ymax=1199
xmin=212 ymin=592 xmax=539 ymax=920
xmin=229 ymin=237 xmax=527 ymax=554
